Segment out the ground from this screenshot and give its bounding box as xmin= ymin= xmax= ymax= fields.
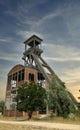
xmin=0 ymin=115 xmax=80 ymax=130
xmin=0 ymin=120 xmax=80 ymax=130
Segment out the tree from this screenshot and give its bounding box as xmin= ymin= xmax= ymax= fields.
xmin=16 ymin=82 xmax=46 ymax=119
xmin=0 ymin=101 xmax=5 ymax=115
xmin=48 ymin=77 xmax=75 ymax=118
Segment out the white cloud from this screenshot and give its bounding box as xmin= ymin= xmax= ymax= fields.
xmin=62 ymin=69 xmax=80 ymax=83
xmin=44 ymin=57 xmax=80 ymax=62
xmin=43 ymin=43 xmax=80 ymax=62
xmin=0 ymin=41 xmax=24 ymax=62
xmin=0 ymin=37 xmax=12 ymax=43
xmin=0 ymin=53 xmax=20 ymax=62
xmin=61 ymin=3 xmax=80 ymax=40
xmin=1 ymin=0 xmax=80 ymax=100
xmin=4 ymin=0 xmax=48 ymax=27
xmin=16 ymin=30 xmax=43 ymax=40
xmin=42 ymin=43 xmax=80 ymax=87
xmin=35 ymin=11 xmax=62 ymax=27
xmin=0 ymin=38 xmax=9 ymax=42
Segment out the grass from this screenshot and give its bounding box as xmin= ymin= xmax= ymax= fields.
xmin=0 ymin=115 xmax=80 ymax=125
xmin=0 ymin=114 xmax=80 ymax=130
xmin=0 ymin=114 xmax=80 ymax=125
xmin=0 ymin=115 xmax=27 ymax=121
xmin=41 ymin=116 xmax=80 ymax=125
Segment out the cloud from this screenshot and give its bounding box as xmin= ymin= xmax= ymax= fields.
xmin=16 ymin=30 xmax=43 ymax=40
xmin=0 ymin=53 xmax=20 ymax=62
xmin=16 ymin=29 xmax=80 ymax=87
xmin=62 ymin=69 xmax=80 ymax=83
xmin=43 ymin=43 xmax=80 ymax=62
xmin=4 ymin=0 xmax=48 ymax=26
xmin=0 ymin=37 xmax=13 ymax=43
xmin=0 ymin=49 xmax=23 ymax=63
xmin=61 ymin=2 xmax=80 ymax=42
xmin=0 ymin=38 xmax=9 ymax=42
xmin=34 ymin=10 xmax=62 ymax=27
xmin=41 ymin=43 xmax=80 ymax=86
xmin=0 ymin=0 xmax=80 ymax=100
xmin=0 ymin=38 xmax=24 ymax=62
xmin=3 ymin=0 xmax=80 ymax=47
xmin=44 ymin=57 xmax=80 ymax=62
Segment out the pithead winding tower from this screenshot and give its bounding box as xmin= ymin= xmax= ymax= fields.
xmin=22 ymin=35 xmax=62 ymax=86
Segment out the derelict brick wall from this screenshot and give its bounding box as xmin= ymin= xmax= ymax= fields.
xmin=4 ymin=110 xmax=23 ymax=117
xmin=25 ymin=68 xmax=38 ymax=82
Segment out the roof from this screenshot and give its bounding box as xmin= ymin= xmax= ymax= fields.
xmin=8 ymin=64 xmax=24 ymax=75
xmin=24 ymin=35 xmax=43 ymax=46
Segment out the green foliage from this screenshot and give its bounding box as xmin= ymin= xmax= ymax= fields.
xmin=72 ymin=109 xmax=80 ymax=117
xmin=16 ymin=82 xmax=46 ymax=119
xmin=48 ymin=77 xmax=75 ymax=118
xmin=0 ymin=101 xmax=5 ymax=114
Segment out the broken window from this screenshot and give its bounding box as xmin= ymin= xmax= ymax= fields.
xmin=13 ymin=72 xmax=17 ymax=81
xmin=18 ymin=70 xmax=21 ymax=81
xmin=38 ymin=72 xmax=45 ymax=80
xmin=18 ymin=69 xmax=24 ymax=81
xmin=29 ymin=73 xmax=34 ymax=81
xmin=22 ymin=69 xmax=24 ymax=81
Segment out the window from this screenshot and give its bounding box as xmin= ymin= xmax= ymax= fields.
xmin=8 ymin=73 xmax=17 ymax=85
xmin=11 ymin=80 xmax=16 ymax=89
xmin=8 ymin=69 xmax=24 ymax=84
xmin=29 ymin=73 xmax=34 ymax=81
xmin=18 ymin=70 xmax=21 ymax=81
xmin=22 ymin=69 xmax=24 ymax=80
xmin=11 ymin=90 xmax=17 ymax=94
xmin=12 ymin=97 xmax=16 ymax=102
xmin=18 ymin=69 xmax=24 ymax=81
xmin=13 ymin=72 xmax=17 ymax=81
xmin=38 ymin=72 xmax=45 ymax=80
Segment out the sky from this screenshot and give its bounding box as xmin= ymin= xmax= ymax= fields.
xmin=0 ymin=0 xmax=80 ymax=100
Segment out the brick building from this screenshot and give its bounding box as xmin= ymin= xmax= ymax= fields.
xmin=5 ymin=35 xmax=63 ymax=116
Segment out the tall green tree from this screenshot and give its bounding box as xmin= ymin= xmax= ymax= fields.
xmin=48 ymin=77 xmax=75 ymax=117
xmin=16 ymin=82 xmax=46 ymax=119
xmin=0 ymin=101 xmax=5 ymax=115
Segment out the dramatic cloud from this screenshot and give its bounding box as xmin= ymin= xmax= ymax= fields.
xmin=0 ymin=0 xmax=80 ymax=100
xmin=43 ymin=44 xmax=80 ymax=61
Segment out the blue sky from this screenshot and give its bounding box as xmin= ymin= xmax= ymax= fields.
xmin=0 ymin=0 xmax=80 ymax=100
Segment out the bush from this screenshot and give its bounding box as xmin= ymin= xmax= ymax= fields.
xmin=73 ymin=110 xmax=80 ymax=117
